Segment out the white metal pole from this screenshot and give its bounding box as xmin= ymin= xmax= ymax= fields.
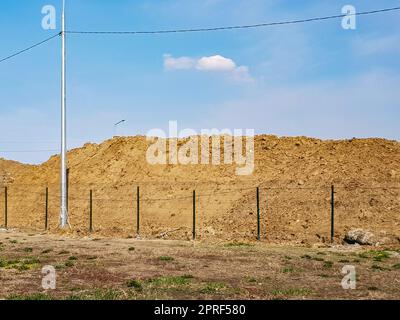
xmin=60 ymin=0 xmax=68 ymax=228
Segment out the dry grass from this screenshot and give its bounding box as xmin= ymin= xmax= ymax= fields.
xmin=1 ymin=230 xmax=400 ymax=300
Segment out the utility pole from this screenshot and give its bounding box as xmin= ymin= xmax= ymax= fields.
xmin=60 ymin=0 xmax=68 ymax=228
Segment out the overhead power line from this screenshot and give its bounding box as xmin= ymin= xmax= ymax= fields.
xmin=66 ymin=6 xmax=400 ymax=35
xmin=0 ymin=6 xmax=399 ymax=63
xmin=0 ymin=32 xmax=60 ymax=64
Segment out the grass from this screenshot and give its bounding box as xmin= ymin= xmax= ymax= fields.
xmin=56 ymin=260 xmax=75 ymax=270
xmin=224 ymin=242 xmax=254 ymax=248
xmin=282 ymin=266 xmax=294 ymax=273
xmin=371 ymin=264 xmax=387 ymax=271
xmin=68 ymin=289 xmax=124 ymax=300
xmin=0 ymin=257 xmax=40 ymax=271
xmin=271 ymin=288 xmax=312 ymax=297
xmin=7 ymin=293 xmax=53 ymax=300
xmin=359 ymin=250 xmax=391 ymax=262
xmin=65 ymin=261 xmax=75 ymax=267
xmin=372 ymin=251 xmax=391 ymax=262
xmin=58 ymin=250 xmax=70 ymax=255
xmin=68 ymin=256 xmax=78 ymax=261
xmin=9 ymin=240 xmax=18 ymax=244
xmin=158 ymin=256 xmax=174 ymax=262
xmin=128 ymin=247 xmax=135 ymax=251
xmin=392 ymin=263 xmax=400 ymax=270
xmin=147 ymin=275 xmax=193 ymax=287
xmin=23 ymin=247 xmax=33 ymax=253
xmin=323 ymin=261 xmax=333 ymax=269
xmin=41 ymin=249 xmax=53 ymax=254
xmin=126 ymin=279 xmax=143 ymax=290
xmin=313 ymin=257 xmax=325 ymax=262
xmin=200 ymin=282 xmax=227 ymax=294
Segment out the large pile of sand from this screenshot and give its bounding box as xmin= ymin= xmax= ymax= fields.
xmin=0 ymin=135 xmax=399 ymax=244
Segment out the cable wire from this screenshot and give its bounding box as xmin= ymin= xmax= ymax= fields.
xmin=0 ymin=32 xmax=60 ymax=64
xmin=66 ymin=7 xmax=400 ymax=35
xmin=1 ymin=7 xmax=399 ymax=64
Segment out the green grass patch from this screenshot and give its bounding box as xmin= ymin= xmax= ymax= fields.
xmin=372 ymin=251 xmax=391 ymax=262
xmin=0 ymin=257 xmax=40 ymax=271
xmin=68 ymin=256 xmax=78 ymax=261
xmin=23 ymin=248 xmax=33 ymax=253
xmin=158 ymin=256 xmax=174 ymax=262
xmin=271 ymin=288 xmax=312 ymax=297
xmin=148 ymin=275 xmax=193 ymax=287
xmin=323 ymin=261 xmax=333 ymax=269
xmin=126 ymin=279 xmax=143 ymax=290
xmin=65 ymin=261 xmax=74 ymax=268
xmin=68 ymin=289 xmax=123 ymax=300
xmin=200 ymin=282 xmax=227 ymax=294
xmin=392 ymin=263 xmax=400 ymax=270
xmin=282 ymin=266 xmax=294 ymax=273
xmin=358 ymin=250 xmax=391 ymax=262
xmin=9 ymin=240 xmax=18 ymax=244
xmin=7 ymin=293 xmax=53 ymax=300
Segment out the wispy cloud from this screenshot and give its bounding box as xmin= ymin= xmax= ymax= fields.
xmin=354 ymin=34 xmax=400 ymax=55
xmin=163 ymin=54 xmax=254 ymax=83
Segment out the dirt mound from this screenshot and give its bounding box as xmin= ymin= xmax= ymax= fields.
xmin=0 ymin=135 xmax=399 ymax=244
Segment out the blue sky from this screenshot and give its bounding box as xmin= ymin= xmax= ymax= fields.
xmin=0 ymin=0 xmax=399 ymax=164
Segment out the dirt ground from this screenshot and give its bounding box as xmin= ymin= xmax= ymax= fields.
xmin=1 ymin=229 xmax=399 ymax=300
xmin=0 ymin=135 xmax=399 ymax=244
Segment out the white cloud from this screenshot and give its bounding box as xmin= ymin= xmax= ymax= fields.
xmin=196 ymin=55 xmax=236 ymax=71
xmin=163 ymin=54 xmax=196 ymax=70
xmin=164 ymin=54 xmax=254 ymax=83
xmin=354 ymin=35 xmax=400 ymax=55
xmin=230 ymin=66 xmax=254 ymax=83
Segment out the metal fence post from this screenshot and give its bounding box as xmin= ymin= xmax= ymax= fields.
xmin=192 ymin=190 xmax=196 ymax=240
xmin=136 ymin=186 xmax=140 ymax=236
xmin=257 ymin=187 xmax=260 ymax=241
xmin=330 ymin=185 xmax=335 ymax=243
xmin=265 ymin=188 xmax=267 ymax=240
xmin=66 ymin=168 xmax=69 ymax=211
xmin=45 ymin=187 xmax=49 ymax=230
xmin=4 ymin=187 xmax=8 ymax=229
xmin=89 ymin=189 xmax=93 ymax=233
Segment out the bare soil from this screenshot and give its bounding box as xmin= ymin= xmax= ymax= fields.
xmin=0 ymin=230 xmax=400 ymax=300
xmin=0 ymin=135 xmax=399 ymax=244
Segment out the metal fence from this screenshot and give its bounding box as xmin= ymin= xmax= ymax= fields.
xmin=0 ymin=182 xmax=399 ymax=243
